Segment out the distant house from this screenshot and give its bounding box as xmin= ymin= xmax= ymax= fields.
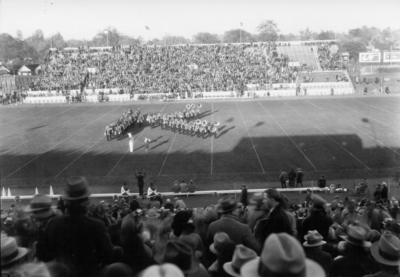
xmin=0 ymin=65 xmax=10 ymax=75
xmin=18 ymin=65 xmax=31 ymax=76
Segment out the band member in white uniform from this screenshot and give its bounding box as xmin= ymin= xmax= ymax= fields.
xmin=128 ymin=133 xmax=134 ymax=152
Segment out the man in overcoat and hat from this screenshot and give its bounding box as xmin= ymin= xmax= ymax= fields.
xmin=44 ymin=176 xmax=113 ymax=277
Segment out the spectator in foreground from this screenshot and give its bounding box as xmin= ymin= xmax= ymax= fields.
xmin=223 ymin=244 xmax=257 ymax=277
xmin=302 ymin=230 xmax=332 ymax=275
xmin=301 ymin=195 xmax=333 ymax=241
xmin=241 ymin=233 xmax=325 ymax=277
xmin=44 ymin=176 xmax=113 ymax=277
xmin=366 ymin=232 xmax=400 ymax=277
xmin=1 ymin=236 xmax=30 ymax=276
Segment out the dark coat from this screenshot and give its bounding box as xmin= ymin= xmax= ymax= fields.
xmin=254 ymin=207 xmax=293 ymax=246
xmin=44 ymin=214 xmax=113 ymax=277
xmin=304 ymin=247 xmax=332 ymax=275
xmin=206 ymin=214 xmax=260 ymax=253
xmin=301 ymin=210 xmax=333 ymax=242
xmin=330 ymin=247 xmax=380 ymax=277
xmin=380 ymin=186 xmax=388 ymax=200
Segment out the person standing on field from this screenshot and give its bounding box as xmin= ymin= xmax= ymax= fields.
xmin=135 ymin=170 xmax=146 ymax=197
xmin=279 ymin=169 xmax=288 ymax=188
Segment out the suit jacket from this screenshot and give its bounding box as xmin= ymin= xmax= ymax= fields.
xmin=304 ymin=247 xmax=332 ymax=275
xmin=301 ymin=210 xmax=333 ymax=242
xmin=330 ymin=250 xmax=380 ymax=277
xmin=206 ymin=214 xmax=259 ymax=253
xmin=44 ymin=214 xmax=113 ymax=277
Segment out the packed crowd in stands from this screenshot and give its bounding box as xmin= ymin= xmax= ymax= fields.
xmin=29 ymin=42 xmax=321 ymax=95
xmin=316 ymin=43 xmax=343 ymax=71
xmin=2 ymin=176 xmax=400 ymax=277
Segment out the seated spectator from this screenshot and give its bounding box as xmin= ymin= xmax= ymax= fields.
xmin=188 ymin=180 xmax=196 ymax=193
xmin=171 ymin=181 xmax=181 ymax=194
xmin=303 ymin=230 xmax=332 ymax=275
xmin=331 ymin=225 xmax=380 ymax=277
xmin=366 ymin=232 xmax=400 ymax=277
xmin=180 ymin=180 xmax=188 ymax=193
xmin=241 ymin=233 xmax=325 ymax=277
xmin=317 ymin=176 xmax=327 ymax=188
xmin=356 ymin=178 xmax=369 ymax=193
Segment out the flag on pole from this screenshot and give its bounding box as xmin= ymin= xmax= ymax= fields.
xmin=145 ymin=26 xmax=150 ymax=30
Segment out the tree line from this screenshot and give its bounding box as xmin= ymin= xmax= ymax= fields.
xmin=0 ymin=21 xmax=399 ymax=67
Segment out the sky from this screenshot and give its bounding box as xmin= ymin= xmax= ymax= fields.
xmin=0 ymin=0 xmax=399 ymax=41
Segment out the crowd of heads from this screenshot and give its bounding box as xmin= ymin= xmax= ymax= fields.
xmin=316 ymin=43 xmax=343 ymax=71
xmin=2 ymin=176 xmax=399 ymax=277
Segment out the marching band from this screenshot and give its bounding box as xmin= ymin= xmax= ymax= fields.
xmin=104 ymin=108 xmax=142 ymax=141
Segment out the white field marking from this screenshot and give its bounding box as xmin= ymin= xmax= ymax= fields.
xmin=236 ymin=102 xmax=265 ymax=173
xmin=1 ymin=107 xmax=97 ymax=155
xmin=351 ymin=98 xmax=400 ymax=117
xmin=2 ymin=105 xmax=122 ymax=180
xmin=105 ymin=104 xmax=166 ymax=177
xmin=258 ymin=102 xmax=318 ymax=171
xmin=332 ymin=101 xmax=398 ymax=132
xmin=0 ymin=106 xmax=63 ymax=127
xmin=305 ymin=100 xmax=400 ymax=155
xmin=158 ymin=132 xmax=177 ymax=176
xmin=283 ymin=102 xmax=371 ymax=170
xmin=211 ymin=102 xmax=214 ymax=174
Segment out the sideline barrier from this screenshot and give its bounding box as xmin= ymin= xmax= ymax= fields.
xmin=24 ymin=96 xmax=66 ymax=104
xmin=1 ymin=186 xmax=340 ymax=200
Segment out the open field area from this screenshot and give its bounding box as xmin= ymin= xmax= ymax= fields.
xmin=0 ymin=95 xmax=399 ymax=198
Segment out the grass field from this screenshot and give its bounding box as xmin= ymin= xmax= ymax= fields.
xmin=0 ymin=95 xmax=399 ymax=198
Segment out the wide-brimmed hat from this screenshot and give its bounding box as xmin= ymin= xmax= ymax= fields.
xmin=210 ymin=232 xmax=231 ymax=254
xmin=311 ymin=195 xmax=326 ymax=210
xmin=154 ymin=241 xmax=199 ymax=274
xmin=24 ymin=194 xmax=53 ymax=219
xmin=63 ymin=176 xmax=91 ymax=200
xmin=223 ymin=245 xmax=257 ymax=277
xmin=303 ymin=230 xmax=326 ymax=247
xmin=241 ymin=233 xmax=325 ymax=277
xmin=1 ymin=236 xmax=29 ymax=266
xmin=217 ymin=196 xmax=237 ymax=214
xmin=370 ymin=231 xmax=400 ymax=266
xmin=340 ymin=225 xmax=371 ymax=248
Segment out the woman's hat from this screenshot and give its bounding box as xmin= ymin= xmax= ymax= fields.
xmin=217 ymin=196 xmax=237 ymax=214
xmin=370 ymin=231 xmax=400 ymax=266
xmin=24 ymin=194 xmax=53 ymax=219
xmin=241 ymin=233 xmax=324 ymax=277
xmin=303 ymin=230 xmax=326 ymax=247
xmin=223 ymin=245 xmax=257 ymax=277
xmin=154 ymin=241 xmax=199 ymax=274
xmin=340 ymin=225 xmax=371 ymax=248
xmin=1 ymin=236 xmax=29 ymax=266
xmin=210 ymin=232 xmax=230 ymax=254
xmin=63 ymin=176 xmax=91 ymax=200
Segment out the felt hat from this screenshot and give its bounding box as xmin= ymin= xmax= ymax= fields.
xmin=141 ymin=264 xmax=184 ymax=277
xmin=241 ymin=233 xmax=324 ymax=277
xmin=223 ymin=245 xmax=257 ymax=277
xmin=210 ymin=232 xmax=230 ymax=254
xmin=171 ymin=210 xmax=191 ymax=230
xmin=24 ymin=194 xmax=53 ymax=219
xmin=340 ymin=225 xmax=371 ymax=248
xmin=63 ymin=176 xmax=91 ymax=200
xmin=154 ymin=241 xmax=199 ymax=274
xmin=146 ymin=207 xmax=160 ymax=219
xmin=1 ymin=236 xmax=29 ymax=266
xmin=303 ymin=230 xmax=327 ymax=247
xmin=370 ymin=232 xmax=400 ymax=266
xmin=217 ymin=196 xmax=237 ymax=214
xmin=311 ymin=195 xmax=326 ymax=210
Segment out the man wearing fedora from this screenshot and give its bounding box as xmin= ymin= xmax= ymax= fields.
xmin=24 ymin=194 xmax=57 ymax=262
xmin=44 ymin=176 xmax=113 ymax=277
xmin=303 ymin=230 xmax=332 ymax=275
xmin=206 ymin=196 xmax=260 ymax=258
xmin=223 ymin=244 xmax=257 ymax=277
xmin=330 ymin=225 xmax=380 ymax=277
xmin=365 ymin=232 xmax=400 ymax=277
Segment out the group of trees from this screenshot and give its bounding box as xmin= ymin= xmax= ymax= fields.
xmin=1 ymin=21 xmax=399 ymax=68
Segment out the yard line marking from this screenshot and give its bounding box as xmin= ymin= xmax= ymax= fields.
xmin=0 ymin=106 xmax=55 ymax=127
xmin=332 ymin=101 xmax=398 ymax=132
xmin=258 ymin=102 xmax=318 ymax=171
xmin=106 ymin=104 xmax=165 ymax=177
xmin=351 ymin=98 xmax=400 ymax=117
xmin=2 ymin=105 xmax=122 ymax=180
xmin=211 ymin=102 xmax=214 ymax=174
xmin=0 ymin=106 xmax=79 ymax=139
xmin=284 ymin=102 xmax=371 ymax=170
xmin=1 ymin=107 xmax=97 ymax=155
xmin=236 ymin=102 xmax=265 ymax=173
xmin=159 ymin=133 xmax=177 ymax=176
xmin=305 ymin=100 xmax=400 ymax=155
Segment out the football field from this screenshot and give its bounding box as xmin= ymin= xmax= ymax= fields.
xmin=0 ymin=95 xmax=399 ymax=196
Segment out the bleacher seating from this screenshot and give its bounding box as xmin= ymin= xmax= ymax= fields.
xmin=276 ymin=45 xmax=320 ymax=70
